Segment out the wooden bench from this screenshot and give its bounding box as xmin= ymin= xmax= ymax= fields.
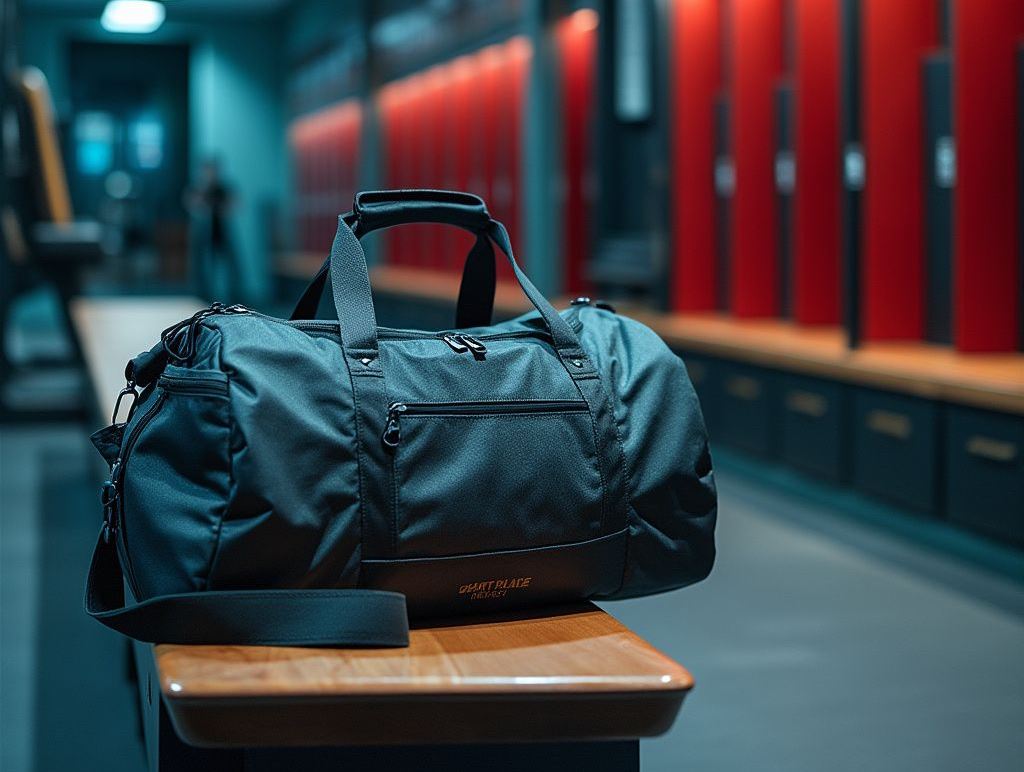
xmin=71 ymin=296 xmax=694 ymax=771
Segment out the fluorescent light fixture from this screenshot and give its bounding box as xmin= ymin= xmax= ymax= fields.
xmin=101 ymin=0 xmax=166 ymax=34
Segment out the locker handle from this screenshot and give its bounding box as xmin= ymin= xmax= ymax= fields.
xmin=785 ymin=390 xmax=827 ymax=418
xmin=866 ymin=409 xmax=911 ymax=440
xmin=965 ymin=435 xmax=1018 ymax=465
xmin=725 ymin=375 xmax=761 ymax=402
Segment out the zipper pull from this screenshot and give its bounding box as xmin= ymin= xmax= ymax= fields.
xmin=459 ymin=335 xmax=488 ymax=355
xmin=382 ymin=403 xmax=407 ymax=449
xmin=441 ymin=334 xmax=469 ymax=354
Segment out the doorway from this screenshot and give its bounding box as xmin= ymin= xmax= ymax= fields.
xmin=66 ymin=41 xmax=190 ymax=286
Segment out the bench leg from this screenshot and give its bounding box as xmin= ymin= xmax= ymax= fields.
xmin=241 ymin=741 xmax=639 ymax=771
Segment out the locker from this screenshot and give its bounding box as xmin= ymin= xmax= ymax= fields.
xmin=713 ymin=94 xmax=733 ymax=311
xmin=945 ymin=406 xmax=1024 ymax=546
xmin=839 ymin=0 xmax=863 ymax=346
xmin=860 ymin=0 xmax=938 ymax=341
xmin=779 ymin=374 xmax=847 ymax=483
xmin=447 ymin=58 xmax=479 ymax=274
xmin=558 ymin=12 xmax=597 ymax=293
xmin=714 ymin=361 xmax=780 ymax=457
xmin=506 ymin=37 xmax=530 ymax=268
xmin=774 ymin=82 xmax=794 ymax=318
xmin=729 ymin=0 xmax=785 ymax=317
xmin=378 ymin=85 xmax=403 ymax=266
xmin=792 ymin=0 xmax=841 ymax=326
xmin=423 ymin=71 xmax=448 ymax=269
xmin=669 ymin=0 xmax=720 ymax=312
xmin=922 ymin=53 xmax=953 ymax=345
xmin=952 ymin=0 xmax=1024 ymax=351
xmin=1019 ymin=44 xmax=1024 ymax=351
xmin=852 ymin=389 xmax=939 ymax=513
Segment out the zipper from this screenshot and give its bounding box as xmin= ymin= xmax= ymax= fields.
xmin=158 ymin=372 xmax=228 ymax=396
xmin=458 ymin=335 xmax=487 ymax=355
xmin=441 ymin=334 xmax=469 ymax=353
xmin=180 ymin=302 xmax=584 ymax=341
xmin=108 ymin=391 xmax=168 ymax=597
xmin=382 ymin=399 xmax=588 ymax=449
xmin=165 ymin=301 xmax=585 ymax=365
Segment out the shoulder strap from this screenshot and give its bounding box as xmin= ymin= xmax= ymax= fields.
xmin=85 ymin=530 xmax=409 ymax=647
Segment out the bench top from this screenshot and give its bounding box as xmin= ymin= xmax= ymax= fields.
xmin=71 ymin=296 xmax=205 ymax=420
xmin=153 ymin=604 xmax=692 ymax=747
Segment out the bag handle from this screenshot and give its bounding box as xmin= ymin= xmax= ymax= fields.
xmin=85 ymin=528 xmax=409 ymax=646
xmin=350 ymin=189 xmax=491 ymax=235
xmin=290 ymin=189 xmax=495 ymax=328
xmin=321 ymin=195 xmax=589 ymax=372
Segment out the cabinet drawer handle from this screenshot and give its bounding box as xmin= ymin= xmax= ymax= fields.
xmin=866 ymin=409 xmax=911 ymax=440
xmin=725 ymin=375 xmax=761 ymax=401
xmin=686 ymin=361 xmax=707 ymax=385
xmin=966 ymin=435 xmax=1018 ymax=464
xmin=785 ymin=390 xmax=827 ymax=418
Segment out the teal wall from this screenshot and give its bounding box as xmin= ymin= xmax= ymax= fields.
xmin=18 ymin=11 xmax=288 ymax=302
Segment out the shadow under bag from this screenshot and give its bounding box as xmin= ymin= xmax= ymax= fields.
xmin=86 ymin=190 xmax=717 ymax=647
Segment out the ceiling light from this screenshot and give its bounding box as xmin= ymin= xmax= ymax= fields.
xmin=101 ymin=1 xmax=166 ymax=34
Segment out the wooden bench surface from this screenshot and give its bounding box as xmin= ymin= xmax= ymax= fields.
xmin=71 ymin=296 xmax=205 ymax=419
xmin=153 ymin=604 xmax=691 ymax=747
xmin=70 ymin=296 xmax=693 ymax=748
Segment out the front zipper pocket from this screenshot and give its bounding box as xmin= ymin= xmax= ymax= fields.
xmin=384 ymin=398 xmax=607 ymax=558
xmin=383 ymin=400 xmax=589 ymax=448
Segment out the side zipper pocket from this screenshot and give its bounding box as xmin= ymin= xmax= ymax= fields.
xmin=109 ymin=391 xmax=167 ymax=598
xmin=111 ymin=370 xmax=230 ymax=598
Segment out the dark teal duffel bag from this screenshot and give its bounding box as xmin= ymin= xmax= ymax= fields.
xmin=87 ymin=190 xmax=716 ymax=647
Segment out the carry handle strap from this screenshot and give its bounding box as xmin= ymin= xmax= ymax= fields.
xmin=85 ymin=530 xmax=409 ymax=646
xmin=290 ymin=190 xmax=495 ymax=327
xmin=351 ymin=189 xmax=490 ymax=236
xmin=290 ymin=235 xmax=495 ymax=328
xmin=326 ymin=213 xmax=586 ymax=368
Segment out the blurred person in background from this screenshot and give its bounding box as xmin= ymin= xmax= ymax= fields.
xmin=184 ymin=157 xmax=240 ymax=302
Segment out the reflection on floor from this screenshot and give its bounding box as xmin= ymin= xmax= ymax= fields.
xmin=1 ymin=425 xmax=1022 ymax=772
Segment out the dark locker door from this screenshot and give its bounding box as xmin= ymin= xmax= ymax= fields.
xmin=775 ymin=82 xmax=794 ymax=318
xmin=714 ymin=94 xmax=733 ymax=311
xmin=590 ymin=0 xmax=671 ymax=306
xmin=922 ymin=52 xmax=953 ymax=345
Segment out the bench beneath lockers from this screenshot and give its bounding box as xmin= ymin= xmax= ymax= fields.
xmin=71 ymin=295 xmax=694 ymax=771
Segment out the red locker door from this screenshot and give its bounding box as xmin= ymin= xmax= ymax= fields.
xmin=506 ymin=37 xmax=531 ymax=267
xmin=378 ymin=84 xmax=403 ymax=266
xmin=792 ymin=0 xmax=841 ymax=325
xmin=860 ymin=0 xmax=938 ymax=340
xmin=953 ymin=0 xmax=1024 ymax=351
xmin=669 ymin=0 xmax=720 ymax=311
xmin=730 ymin=0 xmax=785 ymax=317
xmin=446 ymin=56 xmax=479 ymax=274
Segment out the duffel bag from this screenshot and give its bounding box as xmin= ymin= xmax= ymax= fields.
xmin=86 ymin=190 xmax=716 ymax=647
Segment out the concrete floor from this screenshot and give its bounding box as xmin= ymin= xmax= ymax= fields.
xmin=1 ymin=424 xmax=1022 ymax=772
